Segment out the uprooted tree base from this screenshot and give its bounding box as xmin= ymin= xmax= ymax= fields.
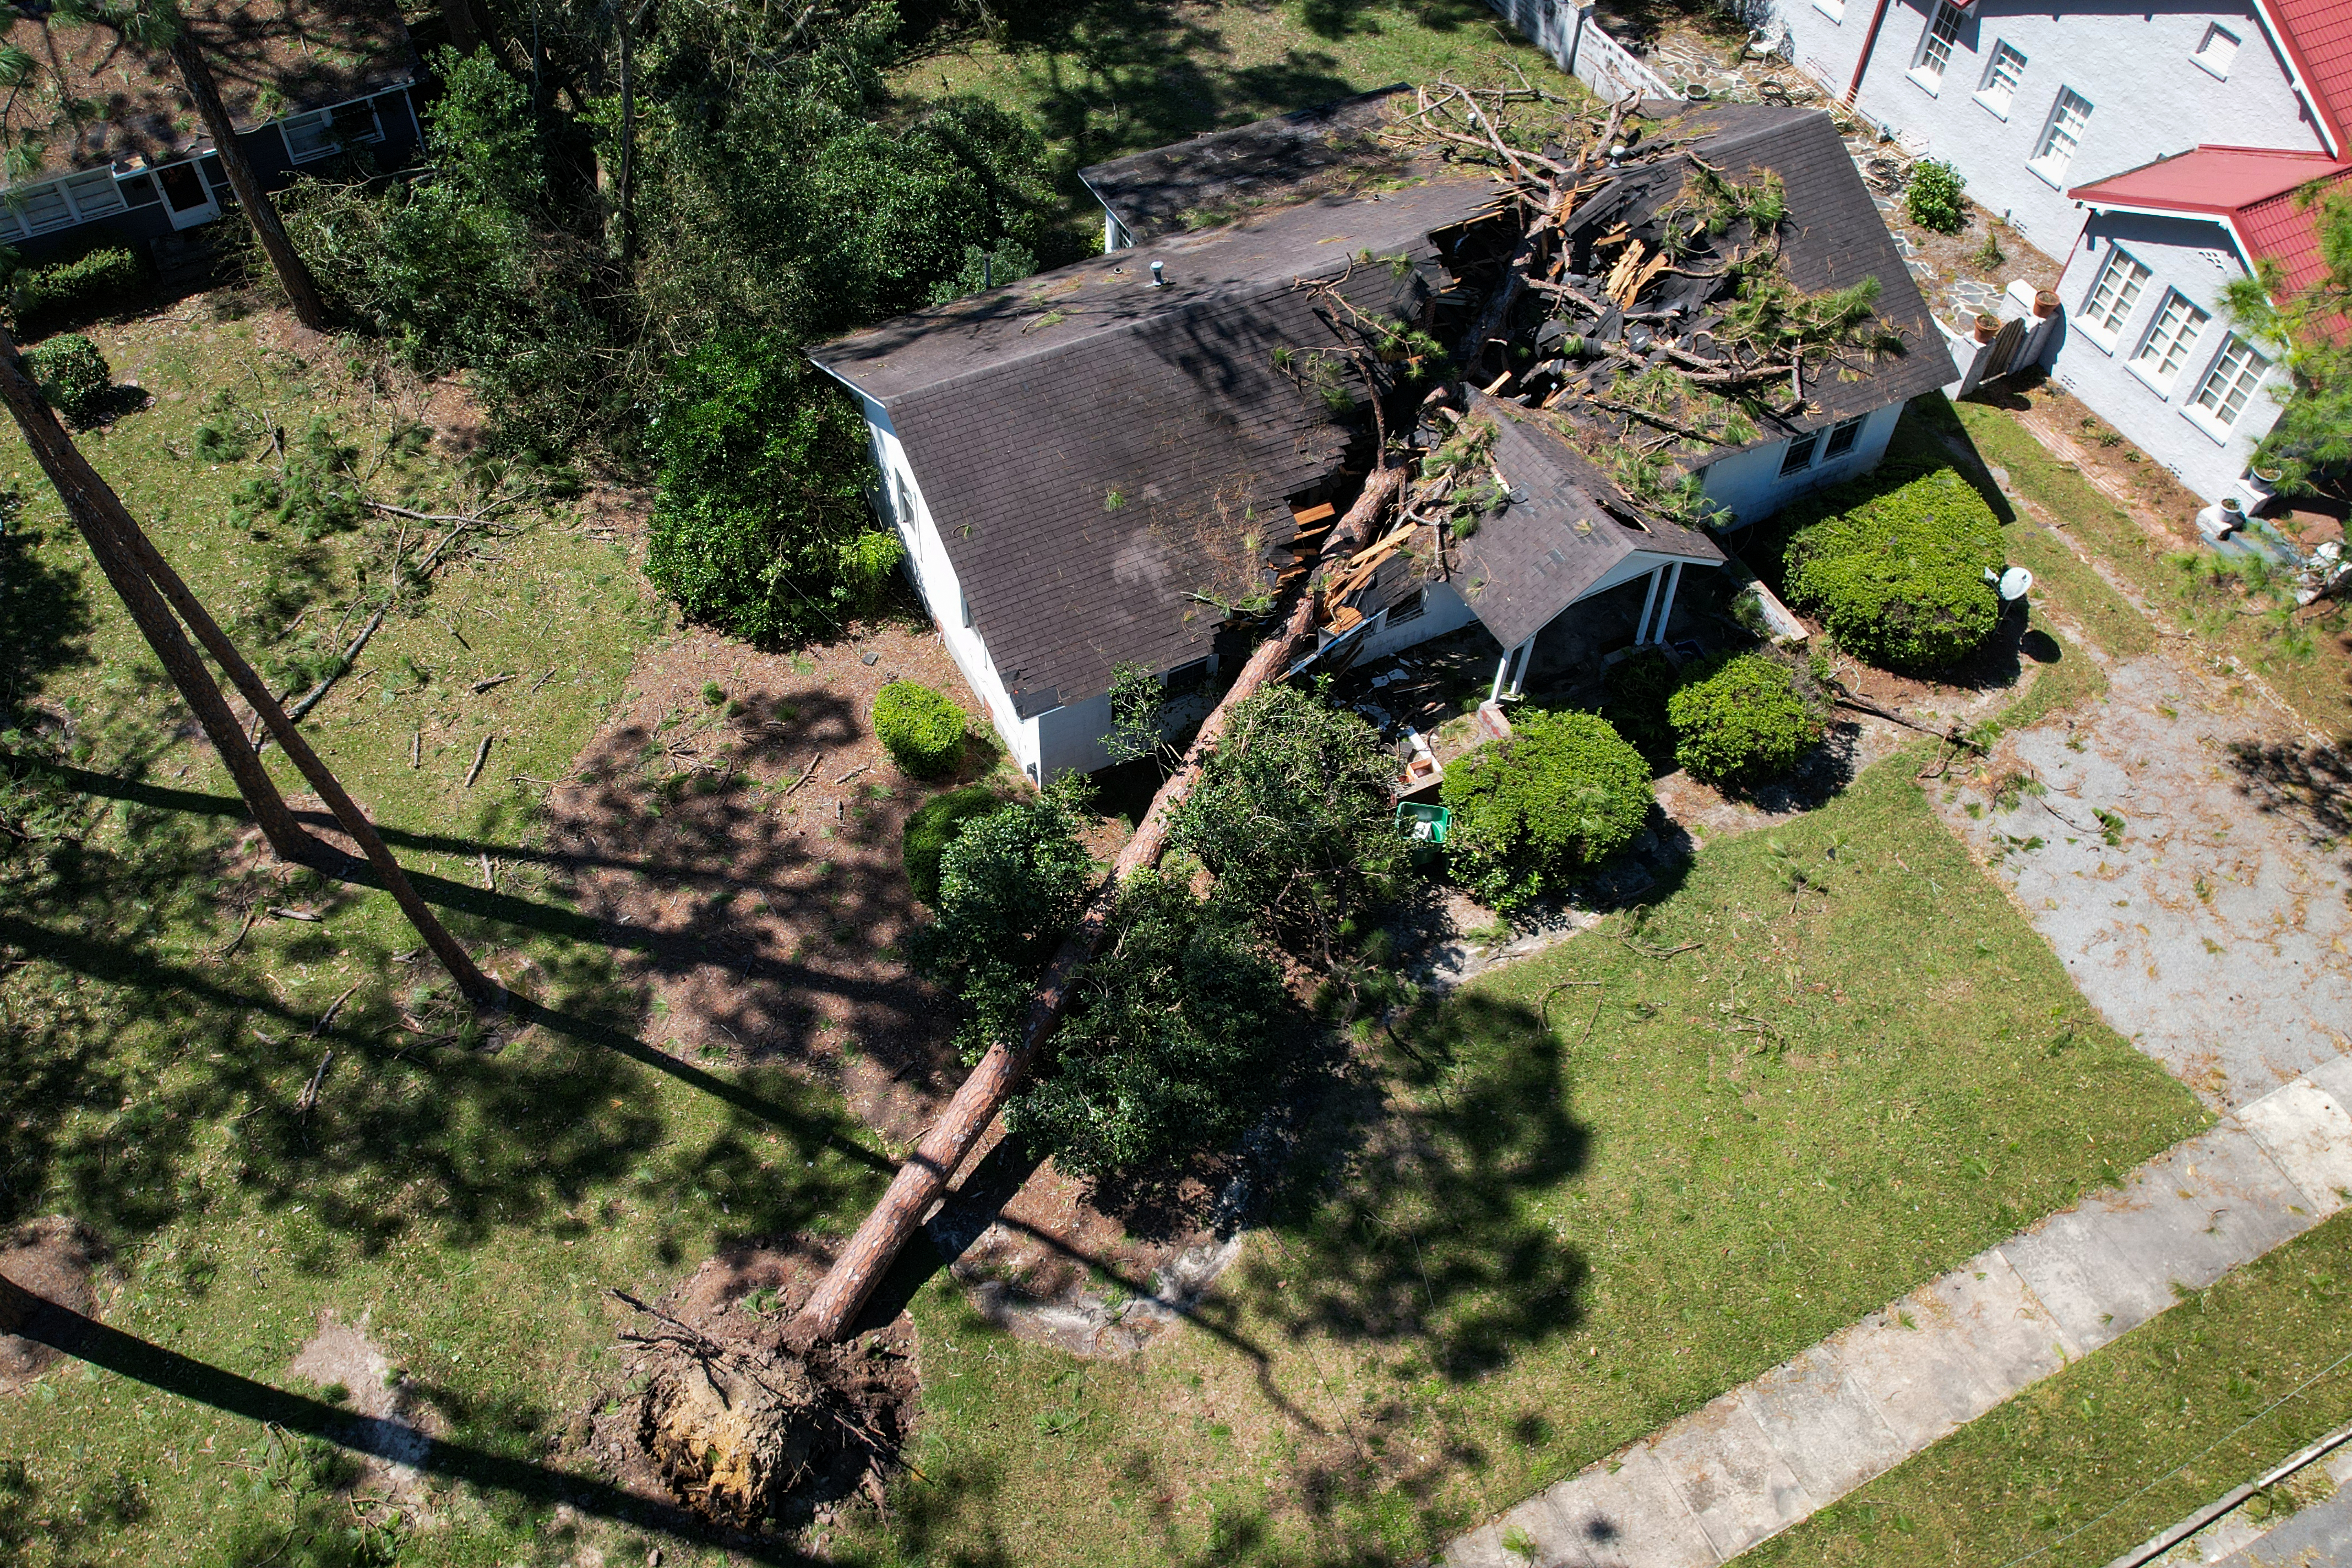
xmin=587 ymin=1242 xmax=917 ymax=1536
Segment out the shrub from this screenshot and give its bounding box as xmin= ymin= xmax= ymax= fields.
xmin=1782 ymin=466 xmax=2003 ymax=671
xmin=1906 ymin=159 xmax=1967 ymax=233
xmin=24 ymin=335 xmax=113 ymax=426
xmin=1667 ymin=654 xmax=1827 ymax=787
xmin=1601 ymin=647 xmax=1683 ymax=767
xmin=643 ymin=334 xmax=883 ymax=645
xmin=1166 ymin=682 xmax=1412 ymax=952
xmin=873 ymin=679 xmax=967 ymax=778
xmin=10 ymin=246 xmax=144 ymax=329
xmin=919 ymin=781 xmax=1098 ymax=1060
xmin=1008 ymin=872 xmax=1303 ymax=1177
xmin=1440 ymin=709 xmax=1651 ymax=912
xmin=903 ymin=785 xmax=1005 ymax=905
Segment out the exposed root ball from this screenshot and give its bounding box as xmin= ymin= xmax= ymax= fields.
xmin=641 ymin=1351 xmax=827 ymax=1526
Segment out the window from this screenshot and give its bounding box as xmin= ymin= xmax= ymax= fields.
xmin=0 ymin=166 xmax=129 ymax=238
xmin=1975 ymin=41 xmax=2026 ymax=115
xmin=2192 ymin=334 xmax=2270 ymax=425
xmin=118 ymin=170 xmax=161 ymax=208
xmin=1910 ymin=1 xmax=1964 ymax=89
xmin=1386 ymin=588 xmax=1428 ymax=627
xmin=2134 ymin=289 xmax=2211 ymax=389
xmin=1780 ymin=433 xmax=1821 ymax=476
xmin=2029 ymin=88 xmax=2092 ymax=183
xmin=2192 ymin=23 xmax=2239 ymax=78
xmin=2079 ymin=247 xmax=2150 ymax=339
xmin=959 ymin=589 xmax=973 ymax=628
xmin=1812 ymin=0 xmax=1844 ymax=18
xmin=280 ymin=99 xmax=386 ymax=164
xmin=59 ymin=169 xmax=124 ymax=220
xmin=1823 ymin=416 xmax=1865 ymax=459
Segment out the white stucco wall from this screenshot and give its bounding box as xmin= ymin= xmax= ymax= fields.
xmin=845 ymin=393 xmax=1045 ymax=777
xmin=2046 ymin=210 xmax=2288 ymax=500
xmin=1696 ymin=401 xmax=1907 ymax=525
xmin=1773 ymin=0 xmax=2330 ymax=248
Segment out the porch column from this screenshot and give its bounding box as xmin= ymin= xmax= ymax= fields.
xmin=1490 ymin=649 xmax=1511 ymax=703
xmin=1507 ymin=635 xmax=1536 ymax=698
xmin=1632 ymin=565 xmax=1665 ymax=644
xmin=1651 ymin=562 xmax=1685 ymax=646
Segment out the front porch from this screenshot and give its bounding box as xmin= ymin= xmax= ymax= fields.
xmin=1485 ymin=561 xmax=1705 ymax=704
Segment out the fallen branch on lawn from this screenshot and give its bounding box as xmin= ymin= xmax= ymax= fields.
xmin=464 ymin=734 xmax=493 ymax=790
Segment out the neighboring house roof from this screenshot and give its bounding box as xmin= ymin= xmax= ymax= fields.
xmin=2256 ymin=0 xmax=2352 ymax=158
xmin=2071 ymin=144 xmax=2352 ymax=317
xmin=1451 ymin=395 xmax=1725 ymax=651
xmin=1078 ymin=85 xmax=1418 ymax=242
xmin=0 ymin=0 xmax=415 ymax=182
xmin=811 ymin=172 xmax=1498 ymax=717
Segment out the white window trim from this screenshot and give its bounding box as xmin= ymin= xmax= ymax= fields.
xmin=2027 ymin=88 xmax=2090 ymax=189
xmin=1779 ymin=432 xmax=1822 ymax=477
xmin=2180 ymin=335 xmax=2271 ymax=440
xmin=1972 ymin=41 xmax=2024 ymax=119
xmin=278 ymin=95 xmax=389 ymax=165
xmin=1811 ymin=0 xmax=1845 ymax=19
xmin=1822 ymin=415 xmax=1868 ymax=460
xmin=2074 ymin=247 xmax=2148 ymax=352
xmin=0 ymin=164 xmax=133 ymax=238
xmin=2191 ymin=23 xmax=2239 ymax=81
xmin=2126 ymin=291 xmax=2212 ymax=400
xmin=1907 ymin=1 xmax=1964 ymax=94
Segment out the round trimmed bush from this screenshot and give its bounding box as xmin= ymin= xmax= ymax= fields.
xmin=1783 ymin=466 xmax=2002 ymax=672
xmin=903 ymin=785 xmax=1004 ymax=905
xmin=1440 ymin=708 xmax=1651 ymax=913
xmin=1905 ymin=159 xmax=1966 ymax=233
xmin=873 ymin=679 xmax=966 ymax=777
xmin=25 ymin=334 xmax=113 ymax=427
xmin=1667 ymin=654 xmax=1826 ymax=787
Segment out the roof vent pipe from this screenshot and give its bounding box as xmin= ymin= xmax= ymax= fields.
xmin=1151 ymin=260 xmax=1167 ymax=287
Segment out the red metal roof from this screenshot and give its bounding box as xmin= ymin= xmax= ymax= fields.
xmin=2260 ymin=0 xmax=2352 ymax=157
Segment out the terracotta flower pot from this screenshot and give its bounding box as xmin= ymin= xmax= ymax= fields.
xmin=2033 ymin=288 xmax=2059 ymax=318
xmin=1973 ymin=313 xmax=2001 ymax=343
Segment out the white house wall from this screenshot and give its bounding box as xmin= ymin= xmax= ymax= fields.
xmin=1696 ymin=401 xmax=1906 ymax=525
xmin=2048 ymin=211 xmax=2288 ymax=500
xmin=847 ymin=393 xmax=1044 ymax=777
xmin=1774 ymin=0 xmax=2328 ymax=248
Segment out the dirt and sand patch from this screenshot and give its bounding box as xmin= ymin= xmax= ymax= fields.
xmin=0 ymin=1217 xmax=104 ymax=1392
xmin=284 ymin=1313 xmax=441 ymax=1510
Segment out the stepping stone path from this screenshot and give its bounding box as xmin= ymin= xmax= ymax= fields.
xmin=1441 ymin=1059 xmax=2352 ymax=1567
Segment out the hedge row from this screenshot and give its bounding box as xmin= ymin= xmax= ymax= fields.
xmin=1781 ymin=465 xmax=2003 ymax=671
xmin=12 ymin=246 xmax=146 ymax=329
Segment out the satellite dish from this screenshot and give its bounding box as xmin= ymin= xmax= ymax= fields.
xmin=1999 ymin=567 xmax=2033 ymax=602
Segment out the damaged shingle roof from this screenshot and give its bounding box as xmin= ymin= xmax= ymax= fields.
xmin=1079 ymin=85 xmax=1419 ymax=243
xmin=1451 ymin=394 xmax=1725 ymax=650
xmin=811 ymin=172 xmax=1499 ymax=717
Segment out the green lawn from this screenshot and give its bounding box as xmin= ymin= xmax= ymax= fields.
xmin=841 ymin=755 xmax=2207 ymax=1567
xmin=892 ymin=0 xmax=1587 ymax=259
xmin=1739 ymin=1207 xmax=2352 ymax=1567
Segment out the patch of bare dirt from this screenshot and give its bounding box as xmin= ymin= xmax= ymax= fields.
xmin=0 ymin=1217 xmax=103 ymax=1392
xmin=585 ymin=1240 xmax=916 ymax=1540
xmin=285 ymin=1312 xmax=441 ymax=1511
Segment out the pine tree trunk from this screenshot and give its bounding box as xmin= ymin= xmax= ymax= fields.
xmin=793 ymin=466 xmax=1407 ymax=1343
xmin=0 ymin=330 xmax=317 ymax=862
xmin=444 ymin=0 xmax=484 ymax=56
xmin=115 ymin=528 xmax=500 ymax=1008
xmin=167 ymin=32 xmax=331 ymax=331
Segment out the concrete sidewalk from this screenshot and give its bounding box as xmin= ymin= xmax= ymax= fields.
xmin=1441 ymin=1055 xmax=2352 ymax=1568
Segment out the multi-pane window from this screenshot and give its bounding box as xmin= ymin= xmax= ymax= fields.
xmin=2192 ymin=335 xmax=2270 ymax=424
xmin=1977 ymin=41 xmax=2027 ymax=113
xmin=0 ymin=166 xmax=133 ymax=239
xmin=2031 ymin=88 xmax=2093 ymax=180
xmin=1912 ymin=2 xmax=1964 ymax=87
xmin=1780 ymin=433 xmax=1821 ymax=476
xmin=2135 ymin=290 xmax=2211 ymax=388
xmin=2080 ymin=247 xmax=2149 ymax=336
xmin=281 ymin=99 xmax=386 ymax=164
xmin=2193 ymin=23 xmax=2239 ymax=77
xmin=1823 ymin=416 xmax=1866 ymax=459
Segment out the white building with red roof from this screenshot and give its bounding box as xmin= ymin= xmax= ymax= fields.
xmin=1763 ymin=0 xmax=2351 ymax=501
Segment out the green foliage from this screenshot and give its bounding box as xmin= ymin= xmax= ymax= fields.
xmin=2224 ymin=181 xmax=2351 ymax=498
xmin=1099 ymin=660 xmax=1164 ymax=766
xmin=1905 ymin=159 xmax=1967 ymax=233
xmin=902 ymin=785 xmax=1006 ymax=905
xmin=1782 ymin=466 xmax=2002 ymax=671
xmin=921 ymin=780 xmax=1098 ymax=1061
xmin=643 ymin=334 xmax=881 ymax=644
xmin=1666 ymin=654 xmax=1826 ymax=787
xmin=1601 ymin=647 xmax=1682 ymax=766
xmin=1008 ymin=872 xmax=1302 ymax=1177
xmin=1970 ymin=228 xmax=2006 ymax=273
xmin=22 ymin=334 xmax=111 ymax=427
xmin=1166 ymin=682 xmax=1411 ymax=952
xmin=927 ymin=239 xmax=1038 ymax=305
xmin=230 ymin=421 xmax=364 ymax=542
xmin=9 ymin=245 xmax=144 ymax=329
xmin=1440 ymin=709 xmax=1652 ymax=912
xmin=872 ymin=679 xmax=967 ymax=778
